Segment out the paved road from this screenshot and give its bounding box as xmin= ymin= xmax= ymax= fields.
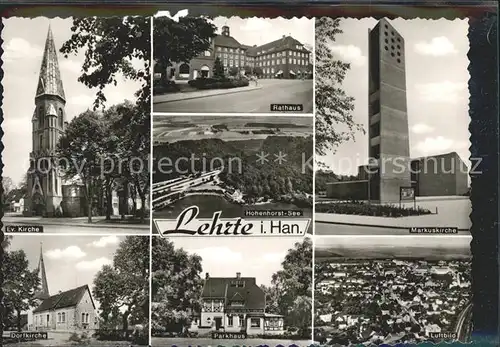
xmin=151 ymin=337 xmax=311 ymax=347
xmin=154 ymin=79 xmax=313 ymax=113
xmin=314 ymin=222 xmax=470 ymax=235
xmin=455 ymin=303 xmax=473 ymax=342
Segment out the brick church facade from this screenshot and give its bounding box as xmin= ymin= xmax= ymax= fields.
xmin=23 ymin=25 xmax=142 ymax=217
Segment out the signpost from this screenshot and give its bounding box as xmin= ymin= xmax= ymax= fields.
xmin=400 ymin=186 xmax=416 ymax=209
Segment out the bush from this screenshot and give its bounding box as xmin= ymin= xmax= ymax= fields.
xmin=68 ymin=332 xmax=81 ymax=342
xmin=132 ymin=329 xmax=149 ymax=345
xmin=154 ymin=80 xmax=180 ymax=94
xmin=315 ymin=201 xmax=432 ymax=217
xmin=188 ymin=77 xmax=249 ymax=90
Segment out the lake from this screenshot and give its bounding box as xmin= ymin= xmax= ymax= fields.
xmin=153 ymin=195 xmax=312 ymax=234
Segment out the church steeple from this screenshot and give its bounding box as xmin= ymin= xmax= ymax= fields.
xmin=35 ymin=24 xmax=65 ymax=102
xmin=34 ymin=242 xmax=50 ymax=300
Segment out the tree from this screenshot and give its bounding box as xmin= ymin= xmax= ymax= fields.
xmin=2 ymin=176 xmax=14 ymax=198
xmin=151 ymin=238 xmax=203 ymax=332
xmin=213 ymin=56 xmax=225 ymax=79
xmin=315 ymin=18 xmax=364 ymax=157
xmin=266 ymin=238 xmax=312 ymax=337
xmin=254 ymin=66 xmax=263 ymax=77
xmin=243 ymin=65 xmax=253 ymax=76
xmin=2 ymin=249 xmax=41 ymax=331
xmin=228 ymin=66 xmax=239 ymax=77
xmin=60 ymin=17 xmax=150 ymax=110
xmin=93 ymin=236 xmax=149 ymax=336
xmin=57 ymin=110 xmax=108 ymax=223
xmin=154 ymin=16 xmax=217 ymax=80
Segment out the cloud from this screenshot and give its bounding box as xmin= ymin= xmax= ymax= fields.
xmin=261 ymin=252 xmax=286 ymax=263
xmin=68 ymin=95 xmax=95 ymax=108
xmin=193 ymin=247 xmax=242 ymax=262
xmin=415 ymin=136 xmax=468 ymax=154
xmin=89 ymin=236 xmax=120 ymax=248
xmin=329 ymin=44 xmax=366 ymax=66
xmin=60 ymin=59 xmax=82 ymax=74
xmin=411 ymin=123 xmax=435 ymax=134
xmin=414 ymin=36 xmax=458 ymax=56
xmin=46 ymin=246 xmax=86 ymax=260
xmin=415 ymin=81 xmax=467 ymax=103
xmin=2 ymin=37 xmax=42 ymax=62
xmin=76 ymin=257 xmax=112 ymax=271
xmin=240 ymin=18 xmax=273 ymax=32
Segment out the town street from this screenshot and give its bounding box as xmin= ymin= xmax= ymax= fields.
xmin=153 ymin=79 xmax=313 ymax=113
xmin=314 ymin=222 xmax=470 ymax=235
xmin=2 ymin=214 xmax=149 ymax=234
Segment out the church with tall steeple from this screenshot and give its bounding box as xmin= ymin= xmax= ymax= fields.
xmin=26 ymin=242 xmax=99 ymax=332
xmin=24 ymin=25 xmax=70 ymax=217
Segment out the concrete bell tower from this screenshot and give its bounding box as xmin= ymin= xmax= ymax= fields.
xmin=25 ymin=25 xmax=66 ymax=216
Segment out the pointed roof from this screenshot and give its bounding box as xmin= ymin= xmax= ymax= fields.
xmin=33 ymin=285 xmax=95 ymax=313
xmin=36 ymin=25 xmax=65 ymax=102
xmin=34 ymin=242 xmax=50 ymax=300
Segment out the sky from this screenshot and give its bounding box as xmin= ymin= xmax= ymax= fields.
xmin=164 ymin=236 xmax=310 ymax=287
xmin=7 ymin=235 xmax=132 ymax=312
xmin=320 ymin=18 xmax=471 ymax=175
xmin=1 ymin=17 xmax=144 ymax=186
xmin=211 ymin=16 xmax=314 ymax=51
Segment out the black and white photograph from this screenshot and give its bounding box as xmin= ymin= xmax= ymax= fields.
xmin=151 ymin=236 xmax=312 ymax=346
xmin=152 ymin=115 xmax=313 ymax=233
xmin=314 ymin=17 xmax=471 ymax=235
xmin=2 ymin=235 xmax=150 ymax=346
xmin=1 ymin=17 xmax=151 ymax=234
xmin=153 ymin=15 xmax=314 ymax=113
xmin=314 ymin=236 xmax=472 ymax=345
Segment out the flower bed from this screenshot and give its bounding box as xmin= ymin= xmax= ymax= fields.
xmin=188 ymin=77 xmax=249 ymax=90
xmin=315 ymin=201 xmax=432 ymax=217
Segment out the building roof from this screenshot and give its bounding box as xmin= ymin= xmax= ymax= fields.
xmin=251 ymin=36 xmax=310 ymax=56
xmin=33 ymin=285 xmax=95 ymax=313
xmin=35 ymin=25 xmax=66 ymax=102
xmin=202 ymin=275 xmax=265 ymax=310
xmin=213 ymin=34 xmax=242 ymax=48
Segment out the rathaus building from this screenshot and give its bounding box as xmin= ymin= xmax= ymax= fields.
xmin=161 ymin=25 xmax=312 ymax=80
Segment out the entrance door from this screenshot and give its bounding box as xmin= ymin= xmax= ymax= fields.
xmin=193 ymin=70 xmax=198 ymax=79
xmin=215 ymin=317 xmax=222 ymax=331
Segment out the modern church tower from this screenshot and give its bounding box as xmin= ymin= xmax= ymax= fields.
xmin=25 ymin=25 xmax=67 ymax=216
xmin=367 ymin=18 xmax=411 ymax=203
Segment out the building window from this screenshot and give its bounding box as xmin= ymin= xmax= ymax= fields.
xmin=39 ymin=134 xmax=43 ymax=149
xmin=250 ymin=318 xmax=260 ymax=328
xmin=228 ymin=316 xmax=233 ymax=326
xmin=224 ymin=59 xmax=228 ymax=66
xmin=58 ymin=313 xmax=61 ymax=323
xmin=204 ymin=50 xmax=211 ymax=57
xmin=62 ymin=312 xmax=66 ymax=323
xmin=271 ymin=67 xmax=275 ymax=74
xmin=238 ymin=315 xmax=244 ymax=327
xmin=229 ymin=60 xmax=233 ymax=67
xmin=38 ymin=107 xmax=44 ymax=127
xmin=58 ymin=108 xmax=63 ymax=128
xmin=82 ymin=313 xmax=85 ymax=323
xmin=370 ymin=122 xmax=380 ymax=137
xmin=86 ymin=313 xmax=89 ymax=323
xmin=179 ymin=63 xmax=190 ymax=74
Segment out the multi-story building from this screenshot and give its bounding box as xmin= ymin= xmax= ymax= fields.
xmin=194 ymin=272 xmax=285 ymax=336
xmin=164 ymin=25 xmax=312 ymax=80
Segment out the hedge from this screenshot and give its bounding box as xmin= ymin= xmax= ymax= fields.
xmin=315 ymin=201 xmax=432 ymax=217
xmin=188 ymin=77 xmax=249 ymax=90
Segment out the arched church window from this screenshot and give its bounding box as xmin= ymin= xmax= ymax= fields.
xmin=38 ymin=106 xmax=44 ymax=127
xmin=58 ymin=108 xmax=64 ymax=127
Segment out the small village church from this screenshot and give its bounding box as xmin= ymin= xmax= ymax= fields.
xmin=25 ymin=243 xmax=99 ymax=333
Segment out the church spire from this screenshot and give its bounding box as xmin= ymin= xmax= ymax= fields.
xmin=35 ymin=24 xmax=66 ymax=102
xmin=34 ymin=242 xmax=50 ymax=300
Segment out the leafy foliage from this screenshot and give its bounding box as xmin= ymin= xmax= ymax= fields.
xmin=151 ymin=238 xmax=204 ymax=333
xmin=60 ymin=17 xmax=150 ymax=109
xmin=2 ymin=249 xmax=40 ymax=331
xmin=315 ymin=18 xmax=363 ymax=157
xmin=316 ymin=201 xmax=432 ymax=216
xmin=265 ymin=239 xmax=313 ymax=337
xmin=213 ymin=56 xmax=225 ymax=78
xmin=153 ymin=16 xmax=217 ymax=70
xmin=153 ymin=136 xmax=313 ymax=205
xmin=315 ymin=169 xmax=358 ymax=193
xmin=93 ymin=236 xmax=149 ymax=334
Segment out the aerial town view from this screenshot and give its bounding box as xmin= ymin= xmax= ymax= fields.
xmin=152 ymin=115 xmax=313 ymax=232
xmin=314 ymin=236 xmax=472 ymax=345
